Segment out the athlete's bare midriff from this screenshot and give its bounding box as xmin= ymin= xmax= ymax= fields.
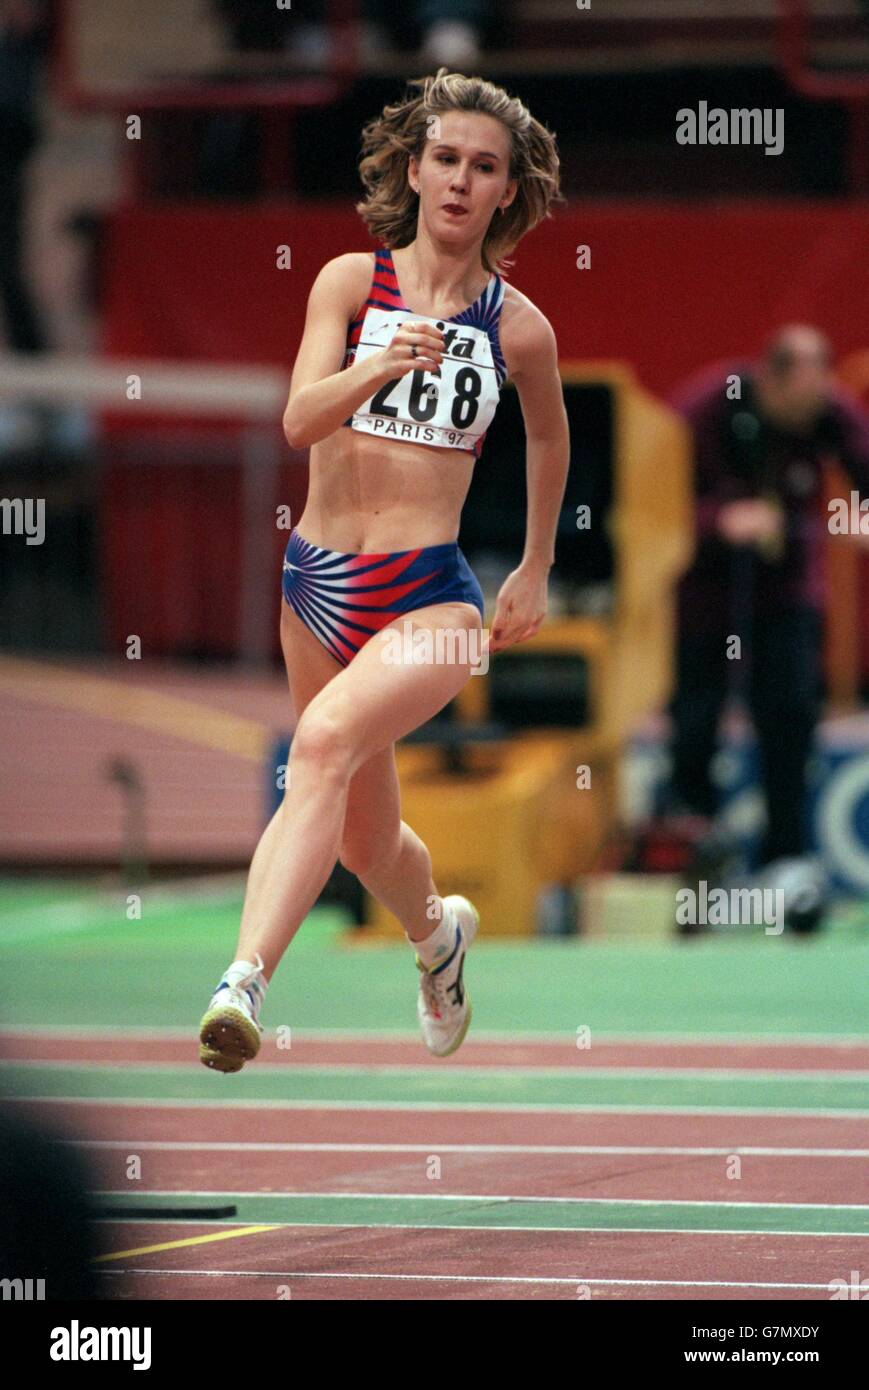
xmin=296 ymin=428 xmax=476 ymax=553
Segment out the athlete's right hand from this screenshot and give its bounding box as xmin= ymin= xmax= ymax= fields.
xmin=376 ymin=321 xmax=445 ymax=378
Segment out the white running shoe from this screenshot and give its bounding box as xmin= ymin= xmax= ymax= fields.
xmin=415 ymin=896 xmax=479 ymax=1058
xmin=199 ymin=954 xmax=266 ymax=1074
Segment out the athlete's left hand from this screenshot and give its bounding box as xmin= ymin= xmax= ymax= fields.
xmin=487 ymin=564 xmax=548 ymax=653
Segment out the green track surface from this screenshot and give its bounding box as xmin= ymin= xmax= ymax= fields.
xmin=92 ymin=1191 xmax=869 ymax=1236
xmin=2 ymin=1062 xmax=867 ymax=1111
xmin=0 ymin=875 xmax=867 ymax=1036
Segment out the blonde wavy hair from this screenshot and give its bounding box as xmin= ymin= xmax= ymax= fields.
xmin=356 ymin=68 xmax=562 ymax=275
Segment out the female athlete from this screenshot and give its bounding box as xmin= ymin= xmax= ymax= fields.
xmin=199 ymin=67 xmax=568 ymax=1071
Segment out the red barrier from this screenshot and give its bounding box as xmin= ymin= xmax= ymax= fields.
xmin=102 ymin=200 xmax=869 ymax=396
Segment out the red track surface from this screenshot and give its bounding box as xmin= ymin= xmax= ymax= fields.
xmin=74 ymin=1151 xmax=869 ymax=1206
xmin=98 ymin=1227 xmax=863 ymax=1302
xmin=12 ymin=1099 xmax=865 ymax=1150
xmin=5 ymin=1033 xmax=869 ymax=1071
xmin=8 ymin=1033 xmax=868 ymax=1300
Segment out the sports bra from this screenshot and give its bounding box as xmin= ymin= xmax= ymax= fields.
xmin=341 ymin=247 xmax=508 ymax=459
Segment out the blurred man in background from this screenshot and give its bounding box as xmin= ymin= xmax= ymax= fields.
xmin=665 ymin=326 xmax=869 ymax=920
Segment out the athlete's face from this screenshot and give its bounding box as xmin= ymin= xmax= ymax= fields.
xmin=409 ymin=111 xmax=517 ymax=245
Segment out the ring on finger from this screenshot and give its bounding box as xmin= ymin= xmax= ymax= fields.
xmin=411 ymin=345 xmax=418 ymax=358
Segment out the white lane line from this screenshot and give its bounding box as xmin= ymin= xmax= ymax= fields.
xmin=90 ymin=1188 xmax=869 ymax=1211
xmin=95 ymin=1268 xmax=847 ymax=1291
xmin=2 ymin=1025 xmax=867 ymax=1046
xmin=14 ymin=1096 xmax=869 ymax=1118
xmin=67 ymin=1140 xmax=869 ymax=1158
xmin=89 ymin=1218 xmax=869 ymax=1238
xmin=3 ymin=1059 xmax=867 ymax=1081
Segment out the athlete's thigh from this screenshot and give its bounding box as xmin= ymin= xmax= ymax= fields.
xmin=280 ymin=596 xmax=343 ymax=716
xmin=280 ymin=595 xmax=401 ymax=837
xmin=301 ymin=600 xmax=482 ymax=768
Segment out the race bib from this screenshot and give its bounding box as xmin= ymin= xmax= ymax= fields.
xmin=349 ymin=307 xmax=500 ymax=452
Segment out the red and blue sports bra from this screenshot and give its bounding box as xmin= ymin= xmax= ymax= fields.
xmin=341 ymin=247 xmax=507 ymax=459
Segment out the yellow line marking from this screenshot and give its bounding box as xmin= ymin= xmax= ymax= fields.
xmin=0 ymin=656 xmax=269 ymax=762
xmin=94 ymin=1224 xmax=280 ymax=1262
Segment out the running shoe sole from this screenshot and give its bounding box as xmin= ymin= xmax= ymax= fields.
xmin=199 ymin=1005 xmax=261 ymax=1073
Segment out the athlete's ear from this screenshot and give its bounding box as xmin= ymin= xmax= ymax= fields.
xmin=497 ymin=180 xmax=517 ymax=212
xmin=498 ymin=179 xmax=518 ymax=213
xmin=407 ymin=153 xmax=421 ymax=197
